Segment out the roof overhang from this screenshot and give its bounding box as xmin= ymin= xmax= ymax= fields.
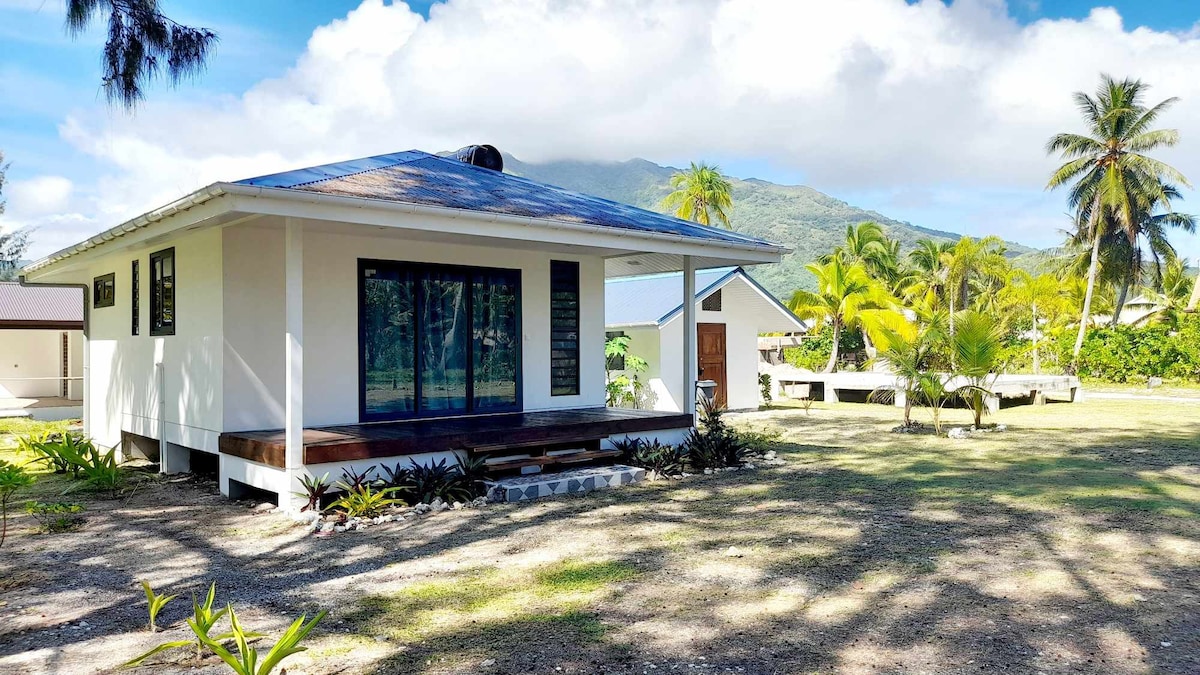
xmin=0 ymin=320 xmax=83 ymax=331
xmin=23 ymin=183 xmax=788 ymax=279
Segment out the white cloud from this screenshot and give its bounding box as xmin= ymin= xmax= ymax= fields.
xmin=6 ymin=175 xmax=73 ymax=216
xmin=18 ymin=0 xmax=1200 ymax=259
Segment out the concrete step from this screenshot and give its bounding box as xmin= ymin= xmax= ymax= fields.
xmin=485 ymin=464 xmax=645 ymax=503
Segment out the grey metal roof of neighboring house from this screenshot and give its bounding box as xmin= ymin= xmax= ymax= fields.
xmin=605 ymin=267 xmax=738 ymax=326
xmin=0 ymin=282 xmax=84 ymax=328
xmin=236 ymin=151 xmax=773 ymax=248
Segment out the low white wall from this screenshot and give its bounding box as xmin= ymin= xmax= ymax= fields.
xmin=0 ymin=330 xmax=74 ymax=398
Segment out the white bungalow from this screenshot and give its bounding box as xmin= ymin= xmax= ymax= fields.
xmin=20 ymin=148 xmax=787 ymax=506
xmin=605 ymin=268 xmax=805 ymax=411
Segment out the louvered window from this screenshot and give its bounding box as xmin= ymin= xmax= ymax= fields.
xmin=550 ymin=260 xmax=580 ymax=396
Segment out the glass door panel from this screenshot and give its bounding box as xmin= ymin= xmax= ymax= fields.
xmin=472 ymin=271 xmax=520 ymax=410
xmin=419 ymin=271 xmax=469 ymax=413
xmin=363 ymin=268 xmax=416 ymax=417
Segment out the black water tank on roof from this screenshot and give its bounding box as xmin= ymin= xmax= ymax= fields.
xmin=454 ymin=144 xmax=504 ymax=171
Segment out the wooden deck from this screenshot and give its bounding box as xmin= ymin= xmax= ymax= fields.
xmin=218 ymin=408 xmax=694 ymax=468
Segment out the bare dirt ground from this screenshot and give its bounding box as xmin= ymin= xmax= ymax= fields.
xmin=0 ymin=398 xmax=1197 ymax=674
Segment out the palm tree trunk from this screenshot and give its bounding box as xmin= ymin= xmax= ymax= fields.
xmin=823 ymin=319 xmax=842 ymax=373
xmin=1073 ymin=230 xmax=1102 ymax=366
xmin=1188 ymin=271 xmax=1200 ymax=313
xmin=1110 ymin=268 xmax=1131 ymax=327
xmin=1031 ymin=303 xmax=1040 ymax=375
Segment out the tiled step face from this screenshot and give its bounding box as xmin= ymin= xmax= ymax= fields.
xmin=485 ymin=464 xmax=646 ymax=503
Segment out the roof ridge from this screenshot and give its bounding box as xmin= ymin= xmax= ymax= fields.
xmin=286 ymin=151 xmax=428 ymax=189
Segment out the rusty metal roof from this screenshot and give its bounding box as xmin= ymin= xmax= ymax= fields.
xmin=0 ymin=282 xmax=84 ymax=328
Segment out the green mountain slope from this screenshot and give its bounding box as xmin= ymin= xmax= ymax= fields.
xmin=505 ymin=155 xmax=1038 ymax=296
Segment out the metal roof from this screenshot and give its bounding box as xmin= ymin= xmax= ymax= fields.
xmin=236 ymin=151 xmax=773 ymax=248
xmin=0 ymin=282 xmax=84 ymax=328
xmin=605 ymin=267 xmax=734 ymax=327
xmin=606 ymin=267 xmax=806 ymax=331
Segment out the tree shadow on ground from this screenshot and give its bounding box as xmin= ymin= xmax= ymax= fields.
xmin=1 ymin=405 xmax=1198 ymax=674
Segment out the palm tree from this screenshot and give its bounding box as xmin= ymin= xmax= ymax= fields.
xmin=941 ymin=236 xmax=1010 ymax=329
xmin=872 ymin=327 xmax=938 ymax=427
xmin=1000 ymin=271 xmax=1068 ymax=374
xmin=1102 ymin=183 xmax=1195 ymax=325
xmin=786 ymin=259 xmax=909 ymax=373
xmin=952 ymin=311 xmax=1004 ymax=428
xmin=1143 ymin=256 xmax=1199 ymax=327
xmin=824 ymin=222 xmax=901 ymax=285
xmin=660 ymin=162 xmax=734 ymax=228
xmin=904 ymin=239 xmax=954 ymax=309
xmin=66 ymin=0 xmax=218 ymax=109
xmin=1046 ymin=74 xmax=1189 ymax=367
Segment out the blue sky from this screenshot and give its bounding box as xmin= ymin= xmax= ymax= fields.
xmin=2 ymin=0 xmax=1200 ymax=262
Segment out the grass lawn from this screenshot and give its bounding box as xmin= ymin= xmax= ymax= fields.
xmin=0 ymin=399 xmax=1196 ymax=674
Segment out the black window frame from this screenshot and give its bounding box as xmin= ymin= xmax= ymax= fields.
xmin=357 ymin=259 xmax=523 ymax=423
xmin=93 ymin=273 xmax=115 ymax=309
xmin=550 ymin=260 xmax=580 ymax=396
xmin=149 ymin=247 xmax=176 ymax=337
xmin=131 ymin=259 xmax=140 ymax=335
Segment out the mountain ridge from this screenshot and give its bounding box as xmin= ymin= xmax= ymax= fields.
xmin=503 ymin=154 xmax=1038 ymax=296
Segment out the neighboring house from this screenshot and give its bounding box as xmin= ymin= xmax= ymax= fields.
xmin=0 ymin=282 xmax=84 ymax=420
xmin=21 ymin=148 xmax=786 ymax=505
xmin=1093 ymin=295 xmax=1164 ymax=327
xmin=605 ymin=267 xmax=805 ymax=411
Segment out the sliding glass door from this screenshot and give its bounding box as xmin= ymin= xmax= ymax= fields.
xmin=360 ymin=260 xmax=520 ymax=421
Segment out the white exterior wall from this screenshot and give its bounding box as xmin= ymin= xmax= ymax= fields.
xmin=223 ymin=221 xmax=607 ymax=432
xmin=80 ymin=229 xmax=224 ymax=453
xmin=0 ymin=330 xmax=81 ymax=398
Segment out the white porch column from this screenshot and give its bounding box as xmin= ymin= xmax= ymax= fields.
xmin=284 ymin=217 xmax=304 ymax=506
xmin=682 ymin=255 xmax=697 ymax=419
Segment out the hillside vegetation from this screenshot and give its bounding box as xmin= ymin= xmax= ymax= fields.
xmin=506 ymin=156 xmax=1037 ymax=295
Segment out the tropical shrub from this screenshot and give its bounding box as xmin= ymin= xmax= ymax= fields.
xmin=337 ymin=465 xmax=377 ymax=492
xmin=23 ymin=501 xmax=85 ymax=533
xmin=1055 ymin=315 xmax=1200 ymax=382
xmin=783 ymin=329 xmax=865 ymax=371
xmin=329 ymin=483 xmax=402 ymax=518
xmin=612 ymin=437 xmax=686 ymax=477
xmin=758 ymin=373 xmax=773 ymax=405
xmin=454 ymin=454 xmax=489 ymax=499
xmin=0 ymin=460 xmax=34 ymax=547
xmin=403 ymin=458 xmax=474 ymax=505
xmin=293 ymin=473 xmax=331 ymax=513
xmin=683 ymin=399 xmax=746 ymax=469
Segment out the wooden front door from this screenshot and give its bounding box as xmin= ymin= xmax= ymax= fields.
xmin=697 ymin=323 xmax=727 ymax=408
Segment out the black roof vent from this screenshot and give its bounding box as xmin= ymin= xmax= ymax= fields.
xmin=454 ymin=144 xmax=503 ymax=172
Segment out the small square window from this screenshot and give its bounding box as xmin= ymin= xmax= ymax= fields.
xmin=93 ymin=273 xmax=115 ymax=308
